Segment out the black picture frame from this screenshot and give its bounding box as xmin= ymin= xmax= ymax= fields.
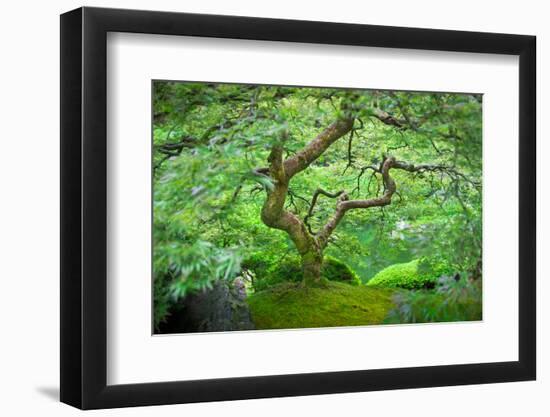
xmin=60 ymin=6 xmax=536 ymax=410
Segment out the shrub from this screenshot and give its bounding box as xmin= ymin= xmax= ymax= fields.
xmin=251 ymin=256 xmax=361 ymax=291
xmin=240 ymin=253 xmax=273 ymax=280
xmin=367 ymin=257 xmax=452 ymax=289
xmin=322 ymin=256 xmax=361 ymax=285
xmin=153 ymin=271 xmax=173 ymax=329
xmin=418 ymin=256 xmax=454 ymax=279
xmin=251 ymin=256 xmax=302 ymax=292
xmin=153 ymin=240 xmax=243 ymax=330
xmin=269 ymin=256 xmax=303 ymax=282
xmin=383 ymin=275 xmax=482 ymax=323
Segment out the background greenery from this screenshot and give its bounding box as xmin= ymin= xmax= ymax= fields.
xmin=152 ymin=81 xmax=482 ymax=330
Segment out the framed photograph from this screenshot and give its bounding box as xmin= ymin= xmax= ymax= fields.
xmin=60 ymin=6 xmax=536 ymax=410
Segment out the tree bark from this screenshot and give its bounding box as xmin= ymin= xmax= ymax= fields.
xmin=258 ymin=116 xmax=444 ymax=286
xmin=260 ymin=145 xmax=320 ymax=277
xmin=260 ymin=120 xmax=354 ymax=284
xmin=301 ymin=248 xmax=323 ymax=286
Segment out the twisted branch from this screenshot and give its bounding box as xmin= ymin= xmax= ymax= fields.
xmin=304 ymin=188 xmax=346 ymax=234
xmin=317 ymin=156 xmax=398 ymax=248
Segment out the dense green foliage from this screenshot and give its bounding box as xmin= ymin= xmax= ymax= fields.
xmin=366 ymin=257 xmax=454 ymax=289
xmin=367 ymin=259 xmax=427 ymax=289
xmin=152 ymin=81 xmax=482 ymax=330
xmin=322 ymin=256 xmax=362 ymax=286
xmin=248 ymin=282 xmax=395 ymax=329
xmin=384 ymin=276 xmax=482 ymax=323
xmin=249 ymin=255 xmax=361 ymax=292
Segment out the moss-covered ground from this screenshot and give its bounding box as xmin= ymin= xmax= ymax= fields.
xmin=247 ymin=281 xmax=397 ymax=330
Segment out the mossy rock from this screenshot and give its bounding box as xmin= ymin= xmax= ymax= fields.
xmin=366 ymin=257 xmax=453 ymax=290
xmin=248 ymin=281 xmax=396 ymax=330
xmin=158 ymin=280 xmax=255 ymax=334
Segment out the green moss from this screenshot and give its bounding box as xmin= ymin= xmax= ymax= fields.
xmin=367 ymin=258 xmax=448 ymax=289
xmin=253 ymin=256 xmax=361 ymax=291
xmin=248 ymin=281 xmax=396 ymax=330
xmin=322 ymin=256 xmax=362 ymax=285
xmin=252 ymin=257 xmax=302 ymax=291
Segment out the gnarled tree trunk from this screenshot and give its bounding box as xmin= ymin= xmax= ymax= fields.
xmin=258 ymin=115 xmax=449 ymax=285
xmin=259 ymin=119 xmax=355 ymax=284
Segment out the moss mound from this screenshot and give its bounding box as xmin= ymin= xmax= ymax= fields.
xmin=367 ymin=259 xmax=425 ymax=289
xmin=367 ymin=257 xmax=453 ymax=289
xmin=248 ymin=281 xmax=396 ymax=330
xmin=322 ymin=256 xmax=361 ymax=285
xmin=252 ymin=256 xmax=360 ymax=291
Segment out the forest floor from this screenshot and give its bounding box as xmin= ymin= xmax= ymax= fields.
xmin=247 ymin=281 xmax=397 ymax=330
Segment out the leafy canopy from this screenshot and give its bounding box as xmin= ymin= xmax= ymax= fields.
xmin=152 ymin=81 xmax=482 ymax=327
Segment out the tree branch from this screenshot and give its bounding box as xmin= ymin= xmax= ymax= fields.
xmin=283 ymin=118 xmax=354 ymax=178
xmin=260 ymin=144 xmax=314 ymax=255
xmin=392 ymin=160 xmax=480 ymax=188
xmin=304 ymin=188 xmax=346 ymax=235
xmin=317 ymin=156 xmax=398 ymax=248
xmin=317 ymin=158 xmax=478 ymax=248
xmin=342 ymin=118 xmax=364 ymax=174
xmin=371 ymin=108 xmax=406 ymax=128
xmin=351 ymin=165 xmax=380 ymax=196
